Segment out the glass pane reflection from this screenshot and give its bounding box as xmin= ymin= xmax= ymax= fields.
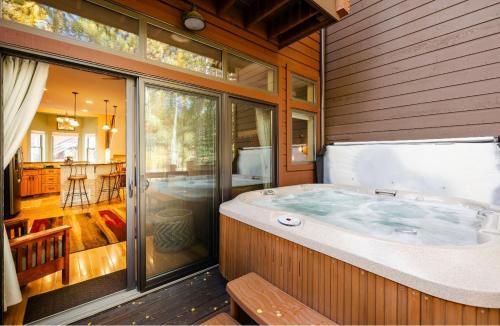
xmin=144 ymin=86 xmax=216 ymax=279
xmin=230 ymin=99 xmax=273 ymax=198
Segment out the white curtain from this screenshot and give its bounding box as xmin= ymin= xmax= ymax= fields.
xmin=255 ymin=108 xmax=271 ymax=147
xmin=255 ymin=108 xmax=272 ymax=184
xmin=2 ymin=56 xmax=49 ymax=310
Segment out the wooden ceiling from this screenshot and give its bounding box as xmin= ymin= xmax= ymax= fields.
xmin=185 ymin=0 xmax=350 ymax=48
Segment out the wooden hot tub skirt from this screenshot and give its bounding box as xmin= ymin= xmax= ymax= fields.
xmin=219 ymin=214 xmax=499 ymax=325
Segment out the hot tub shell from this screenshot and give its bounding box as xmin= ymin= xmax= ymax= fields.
xmin=219 ymin=184 xmax=500 ymax=325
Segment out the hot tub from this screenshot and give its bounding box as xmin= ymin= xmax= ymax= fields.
xmin=219 ymin=183 xmax=500 ymax=320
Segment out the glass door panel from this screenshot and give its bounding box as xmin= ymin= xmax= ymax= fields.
xmin=140 ymin=83 xmax=218 ymax=285
xmin=229 ymin=98 xmax=274 ymax=199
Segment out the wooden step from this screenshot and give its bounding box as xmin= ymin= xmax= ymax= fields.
xmin=201 ymin=312 xmax=239 ymax=325
xmin=227 ymin=272 xmax=336 ymax=325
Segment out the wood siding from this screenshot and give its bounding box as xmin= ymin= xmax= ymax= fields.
xmin=324 ymin=0 xmax=500 ymax=142
xmin=0 ymin=0 xmax=321 ymax=185
xmin=220 ymin=215 xmax=500 ymax=325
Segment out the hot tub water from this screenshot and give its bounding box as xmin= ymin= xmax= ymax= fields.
xmin=253 ymin=189 xmax=487 ymax=246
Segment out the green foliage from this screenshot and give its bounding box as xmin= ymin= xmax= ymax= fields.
xmin=2 ymin=0 xmax=137 ymax=53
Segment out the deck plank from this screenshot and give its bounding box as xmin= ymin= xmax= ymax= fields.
xmin=73 ymin=268 xmax=229 ymax=325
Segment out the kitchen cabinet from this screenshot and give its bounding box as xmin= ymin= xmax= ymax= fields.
xmin=21 ymin=168 xmax=60 ymax=197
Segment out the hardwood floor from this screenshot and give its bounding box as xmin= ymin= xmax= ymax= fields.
xmin=3 ymin=194 xmax=127 ymax=325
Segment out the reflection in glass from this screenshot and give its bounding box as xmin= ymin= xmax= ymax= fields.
xmin=1 ymin=0 xmax=139 ymax=53
xmin=226 ymin=54 xmax=276 ymax=92
xmin=144 ymin=86 xmax=216 ymax=279
xmin=147 ymin=24 xmax=223 ymax=78
xmin=292 ymin=74 xmax=316 ymax=103
xmin=231 ymin=99 xmax=273 ymax=198
xmin=291 ymin=110 xmax=316 ymax=163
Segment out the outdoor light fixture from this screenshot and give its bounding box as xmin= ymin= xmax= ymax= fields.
xmin=70 ymin=91 xmax=80 ymax=127
xmin=182 ymin=5 xmax=205 ymax=31
xmin=102 ymin=99 xmax=110 ymax=131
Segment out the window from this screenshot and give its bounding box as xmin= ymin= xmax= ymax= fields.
xmin=230 ymin=98 xmax=273 ymax=198
xmin=84 ymin=134 xmax=96 ymax=163
xmin=147 ymin=24 xmax=223 ymax=78
xmin=226 ymin=53 xmax=276 ymax=92
xmin=1 ymin=0 xmax=139 ymax=54
xmin=291 ymin=110 xmax=316 ymax=163
xmin=30 ymin=131 xmax=45 ymax=162
xmin=52 ymin=133 xmax=79 ymax=161
xmin=292 ymin=74 xmax=316 ymax=103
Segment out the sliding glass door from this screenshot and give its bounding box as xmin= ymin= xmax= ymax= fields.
xmin=138 ymin=81 xmax=219 ymax=289
xmin=226 ymin=97 xmax=275 ymax=199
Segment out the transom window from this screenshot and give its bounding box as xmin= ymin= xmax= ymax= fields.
xmin=291 ymin=74 xmax=316 ymax=103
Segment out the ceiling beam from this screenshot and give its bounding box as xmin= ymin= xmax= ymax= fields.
xmin=217 ymin=0 xmax=238 ymax=15
xmin=268 ymin=5 xmax=319 ymax=39
xmin=277 ymin=15 xmax=333 ymax=48
xmin=245 ymin=0 xmax=289 ymax=28
xmin=336 ymin=0 xmax=350 ymax=18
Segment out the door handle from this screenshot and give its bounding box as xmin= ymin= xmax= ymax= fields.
xmin=128 ymin=178 xmax=134 ymax=198
xmin=144 ymin=179 xmax=150 ymax=191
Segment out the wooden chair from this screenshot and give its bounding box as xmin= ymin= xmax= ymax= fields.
xmin=4 ymin=218 xmax=71 ymax=286
xmin=227 ymin=272 xmax=336 ymax=325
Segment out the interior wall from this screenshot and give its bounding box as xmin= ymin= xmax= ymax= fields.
xmin=22 ymin=112 xmax=125 ymax=162
xmin=324 ymin=0 xmax=500 ymax=142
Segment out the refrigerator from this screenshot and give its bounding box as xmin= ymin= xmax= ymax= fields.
xmin=4 ymin=148 xmax=23 ymax=218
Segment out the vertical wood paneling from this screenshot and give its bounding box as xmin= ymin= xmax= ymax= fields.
xmin=219 ymin=215 xmax=500 ymax=325
xmin=324 ymin=0 xmax=500 ymax=141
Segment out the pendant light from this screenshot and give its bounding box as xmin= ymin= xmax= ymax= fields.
xmin=70 ymin=91 xmax=80 ymax=127
xmin=102 ymin=99 xmax=110 ymax=130
xmin=111 ymin=105 xmax=118 ymax=133
xmin=182 ymin=5 xmax=205 ymax=31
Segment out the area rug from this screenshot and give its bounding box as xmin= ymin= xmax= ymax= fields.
xmin=23 ymin=270 xmax=127 ymax=324
xmin=29 ymin=209 xmax=126 ymax=253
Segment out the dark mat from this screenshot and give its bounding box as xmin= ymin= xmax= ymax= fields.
xmin=23 ymin=270 xmax=127 ymax=324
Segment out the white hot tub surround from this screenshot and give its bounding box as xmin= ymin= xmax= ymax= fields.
xmin=219 ymin=183 xmax=500 ymax=308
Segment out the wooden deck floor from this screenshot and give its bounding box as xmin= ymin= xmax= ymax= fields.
xmin=74 ymin=268 xmax=230 ymax=325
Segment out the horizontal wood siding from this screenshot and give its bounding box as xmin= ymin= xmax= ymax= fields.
xmin=324 ymin=0 xmax=500 ymax=141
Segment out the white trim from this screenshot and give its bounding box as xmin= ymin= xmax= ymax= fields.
xmin=28 ymin=265 xmax=219 ymax=325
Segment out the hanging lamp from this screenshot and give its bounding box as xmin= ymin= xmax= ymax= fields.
xmin=111 ymin=105 xmax=118 ymax=133
xmin=102 ymin=99 xmax=110 ymax=130
xmin=70 ymin=91 xmax=80 ymax=127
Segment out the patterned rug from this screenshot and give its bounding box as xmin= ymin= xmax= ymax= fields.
xmin=30 ymin=209 xmax=126 ymax=253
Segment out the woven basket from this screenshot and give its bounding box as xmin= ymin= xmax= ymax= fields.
xmin=153 ymin=208 xmax=194 ymax=252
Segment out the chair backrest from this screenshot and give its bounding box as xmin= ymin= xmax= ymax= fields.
xmin=69 ymin=162 xmax=88 ymax=177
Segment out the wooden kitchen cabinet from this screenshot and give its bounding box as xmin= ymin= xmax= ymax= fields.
xmin=21 ymin=168 xmax=60 ymax=197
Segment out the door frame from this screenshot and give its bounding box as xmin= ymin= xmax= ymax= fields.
xmin=221 ymin=95 xmax=278 ymax=202
xmin=137 ymin=77 xmax=221 ymax=291
xmin=0 ymin=48 xmax=138 ymax=291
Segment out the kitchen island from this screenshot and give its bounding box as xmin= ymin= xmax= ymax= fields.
xmin=60 ymin=162 xmax=125 ymax=206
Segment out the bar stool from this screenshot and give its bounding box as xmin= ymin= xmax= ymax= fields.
xmin=111 ymin=162 xmax=126 ymax=201
xmin=96 ymin=163 xmax=120 ymax=203
xmin=63 ymin=162 xmax=90 ymax=208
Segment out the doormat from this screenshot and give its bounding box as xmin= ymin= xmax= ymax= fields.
xmin=29 ymin=209 xmax=126 ymax=253
xmin=23 ymin=270 xmax=127 ymax=324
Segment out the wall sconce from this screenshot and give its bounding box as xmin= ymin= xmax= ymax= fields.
xmin=182 ymin=5 xmax=206 ymax=31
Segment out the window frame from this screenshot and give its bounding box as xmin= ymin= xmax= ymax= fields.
xmin=52 ymin=132 xmax=79 ymax=162
xmin=291 ymin=73 xmax=317 ymax=104
xmin=290 ymin=109 xmax=317 ymax=163
xmin=30 ymin=130 xmax=45 ymax=162
xmin=84 ymin=133 xmax=97 ymax=163
xmin=286 ymin=64 xmax=320 ymax=172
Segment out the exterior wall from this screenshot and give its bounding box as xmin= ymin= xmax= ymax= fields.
xmin=0 ymin=0 xmax=321 ymax=185
xmin=324 ymin=0 xmax=500 ymax=142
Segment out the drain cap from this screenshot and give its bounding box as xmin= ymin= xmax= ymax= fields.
xmin=278 ymin=215 xmax=301 ymax=226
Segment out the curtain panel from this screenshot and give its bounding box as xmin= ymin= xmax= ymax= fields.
xmin=2 ymin=56 xmax=49 ymax=310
